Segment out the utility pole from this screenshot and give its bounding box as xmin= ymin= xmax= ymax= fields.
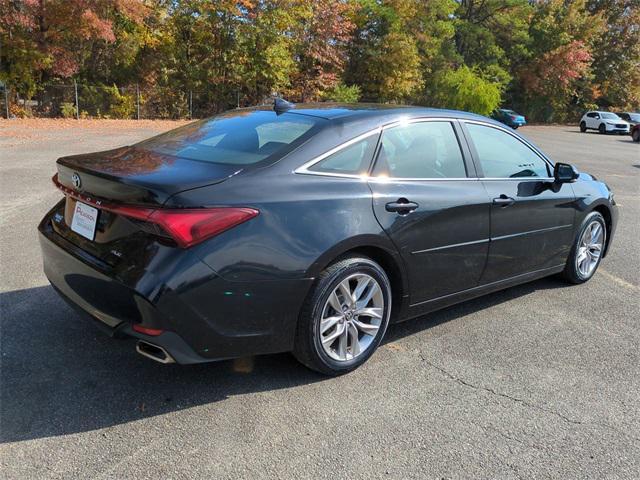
xmin=73 ymin=80 xmax=79 ymax=120
xmin=189 ymin=90 xmax=193 ymax=120
xmin=136 ymin=83 xmax=140 ymax=120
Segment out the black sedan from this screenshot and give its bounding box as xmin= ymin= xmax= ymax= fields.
xmin=39 ymin=102 xmax=618 ymax=375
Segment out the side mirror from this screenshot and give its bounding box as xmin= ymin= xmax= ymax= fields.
xmin=554 ymin=162 xmax=579 ymax=183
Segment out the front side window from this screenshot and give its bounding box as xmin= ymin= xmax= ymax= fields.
xmin=465 ymin=123 xmax=550 ymax=178
xmin=308 ymin=135 xmax=377 ymax=175
xmin=372 ymin=121 xmax=467 ymax=178
xmin=137 ymin=110 xmax=322 ymax=165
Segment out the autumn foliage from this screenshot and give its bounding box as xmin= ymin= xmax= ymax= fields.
xmin=1 ymin=0 xmax=638 ymax=121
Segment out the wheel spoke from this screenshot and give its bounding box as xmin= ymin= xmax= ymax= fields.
xmin=590 ymin=224 xmax=602 ymax=244
xmin=356 ymin=282 xmax=380 ymax=310
xmin=338 ymin=279 xmax=354 ymax=307
xmin=322 ymin=323 xmax=345 ymax=346
xmin=348 ymin=324 xmax=360 ymax=356
xmin=337 ymin=326 xmax=348 ymax=359
xmin=328 ymin=291 xmax=343 ymax=313
xmin=320 ymin=315 xmax=342 ymax=334
xmin=352 ymin=276 xmax=372 ymax=304
xmin=576 ymin=248 xmax=588 ymax=265
xmin=355 ymin=307 xmax=382 ymax=319
xmin=353 ymin=319 xmax=380 ymax=336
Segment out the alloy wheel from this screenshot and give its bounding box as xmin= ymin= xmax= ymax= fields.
xmin=319 ymin=273 xmax=384 ymax=362
xmin=576 ymin=220 xmax=604 ymax=277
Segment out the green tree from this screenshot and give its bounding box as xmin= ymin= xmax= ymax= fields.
xmin=516 ymin=0 xmax=605 ymax=121
xmin=587 ymin=0 xmax=640 ymax=109
xmin=431 ymin=65 xmax=502 ymax=115
xmin=346 ymin=0 xmax=423 ymax=102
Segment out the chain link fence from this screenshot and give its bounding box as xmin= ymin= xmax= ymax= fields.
xmin=1 ymin=83 xmax=248 ymax=120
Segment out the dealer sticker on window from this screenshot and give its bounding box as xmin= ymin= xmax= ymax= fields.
xmin=71 ymin=201 xmax=99 ymax=241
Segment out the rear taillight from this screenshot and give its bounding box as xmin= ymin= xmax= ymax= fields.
xmin=52 ymin=174 xmax=259 ymax=248
xmin=109 ymin=205 xmax=259 ymax=248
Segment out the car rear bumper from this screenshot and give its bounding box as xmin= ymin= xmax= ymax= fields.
xmin=39 ymin=211 xmax=313 ymax=364
xmin=39 ymin=227 xmax=212 ymax=363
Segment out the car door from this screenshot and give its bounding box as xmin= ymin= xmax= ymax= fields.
xmin=461 ymin=121 xmax=576 ymax=284
xmin=368 ymin=119 xmax=491 ymax=306
xmin=587 ymin=112 xmax=600 ymax=129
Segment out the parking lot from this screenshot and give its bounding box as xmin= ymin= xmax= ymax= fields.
xmin=1 ymin=120 xmax=638 ymax=479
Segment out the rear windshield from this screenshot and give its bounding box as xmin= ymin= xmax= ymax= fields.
xmin=137 ymin=110 xmax=322 ymax=165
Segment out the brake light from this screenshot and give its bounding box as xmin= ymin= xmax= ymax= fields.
xmin=109 ymin=205 xmax=259 ymax=248
xmin=52 ymin=173 xmax=259 ymax=247
xmin=147 ymin=208 xmax=259 ymax=248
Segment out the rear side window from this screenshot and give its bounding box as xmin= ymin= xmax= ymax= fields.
xmin=372 ymin=121 xmax=467 ymax=178
xmin=308 ymin=136 xmax=378 ymax=175
xmin=587 ymin=112 xmax=597 ymax=118
xmin=465 ymin=123 xmax=550 ymax=178
xmin=137 ymin=110 xmax=321 ymax=165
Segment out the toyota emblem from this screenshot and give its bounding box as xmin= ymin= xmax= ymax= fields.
xmin=72 ymin=172 xmax=82 ymax=190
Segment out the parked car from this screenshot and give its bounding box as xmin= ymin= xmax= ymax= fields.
xmin=39 ymin=102 xmax=618 ymax=375
xmin=632 ymin=123 xmax=640 ymax=142
xmin=491 ymin=108 xmax=527 ymax=129
xmin=580 ymin=111 xmax=630 ymax=134
xmin=616 ymin=112 xmax=640 ymax=128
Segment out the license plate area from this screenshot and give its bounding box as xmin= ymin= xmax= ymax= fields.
xmin=70 ymin=201 xmax=99 ymax=241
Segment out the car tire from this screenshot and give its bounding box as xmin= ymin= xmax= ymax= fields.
xmin=633 ymin=129 xmax=640 ymax=142
xmin=599 ymin=123 xmax=606 ymax=134
xmin=293 ymin=256 xmax=392 ymax=376
xmin=561 ymin=212 xmax=607 ymax=284
xmin=512 ymin=125 xmax=519 ymax=130
xmin=580 ymin=121 xmax=587 ymax=132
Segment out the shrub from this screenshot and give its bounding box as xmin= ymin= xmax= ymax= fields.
xmin=323 ymin=83 xmax=362 ymax=103
xmin=61 ymin=102 xmax=77 ymax=118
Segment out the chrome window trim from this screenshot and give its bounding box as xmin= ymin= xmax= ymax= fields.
xmin=294 ymin=128 xmax=381 ymax=178
xmin=294 ymin=116 xmax=555 ymax=181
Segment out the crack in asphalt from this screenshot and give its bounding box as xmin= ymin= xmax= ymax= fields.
xmin=418 ymin=353 xmax=640 ymax=447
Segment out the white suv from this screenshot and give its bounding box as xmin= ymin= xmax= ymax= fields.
xmin=580 ymin=111 xmax=630 ymax=134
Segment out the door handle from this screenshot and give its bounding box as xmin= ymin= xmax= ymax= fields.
xmin=492 ymin=194 xmax=516 ymax=207
xmin=385 ymin=198 xmax=419 ymax=214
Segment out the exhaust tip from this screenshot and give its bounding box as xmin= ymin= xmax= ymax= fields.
xmin=136 ymin=340 xmax=175 ymax=364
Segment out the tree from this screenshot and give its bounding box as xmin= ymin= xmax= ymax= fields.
xmin=290 ymin=0 xmax=356 ymax=101
xmin=0 ymin=0 xmax=146 ymax=91
xmin=431 ymin=65 xmax=502 ymax=115
xmin=516 ymin=0 xmax=605 ymax=121
xmin=346 ymin=0 xmax=423 ymax=102
xmin=587 ymin=0 xmax=640 ymax=109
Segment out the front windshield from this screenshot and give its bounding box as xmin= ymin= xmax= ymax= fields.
xmin=601 ymin=113 xmax=620 ymax=120
xmin=137 ymin=110 xmax=323 ymax=165
xmin=629 ymin=113 xmax=640 ymax=122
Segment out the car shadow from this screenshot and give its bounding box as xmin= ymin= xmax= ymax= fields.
xmin=1 ymin=277 xmax=570 ymax=443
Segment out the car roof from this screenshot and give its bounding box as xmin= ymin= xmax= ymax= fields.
xmin=244 ymin=102 xmax=492 ymax=125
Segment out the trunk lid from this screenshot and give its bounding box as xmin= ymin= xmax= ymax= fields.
xmin=51 ymin=146 xmax=244 ymax=264
xmin=56 ymin=146 xmax=242 ymax=206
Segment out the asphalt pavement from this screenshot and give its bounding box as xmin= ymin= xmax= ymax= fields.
xmin=1 ymin=120 xmax=638 ymax=479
